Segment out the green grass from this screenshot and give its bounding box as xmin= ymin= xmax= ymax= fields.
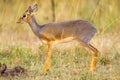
xmin=0 ymin=45 xmax=120 ymax=80
xmin=0 ymin=0 xmax=120 ymax=80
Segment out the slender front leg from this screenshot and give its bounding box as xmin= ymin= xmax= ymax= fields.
xmin=45 ymin=41 xmax=53 ymax=72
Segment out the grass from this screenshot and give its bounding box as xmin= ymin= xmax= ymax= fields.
xmin=0 ymin=44 xmax=120 ymax=80
xmin=0 ymin=0 xmax=120 ymax=80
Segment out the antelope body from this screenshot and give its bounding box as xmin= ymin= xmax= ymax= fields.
xmin=17 ymin=4 xmax=99 ymax=72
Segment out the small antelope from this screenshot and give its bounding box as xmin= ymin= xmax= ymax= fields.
xmin=17 ymin=4 xmax=98 ymax=72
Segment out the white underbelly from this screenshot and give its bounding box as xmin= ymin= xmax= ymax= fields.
xmin=54 ymin=37 xmax=74 ymax=43
xmin=41 ymin=37 xmax=74 ymax=44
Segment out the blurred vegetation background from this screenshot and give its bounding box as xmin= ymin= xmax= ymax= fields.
xmin=0 ymin=0 xmax=119 ymax=53
xmin=0 ymin=0 xmax=120 ymax=31
xmin=0 ymin=0 xmax=120 ymax=79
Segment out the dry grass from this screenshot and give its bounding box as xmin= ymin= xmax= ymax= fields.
xmin=0 ymin=0 xmax=120 ymax=80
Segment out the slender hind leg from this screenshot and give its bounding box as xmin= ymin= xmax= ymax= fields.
xmin=45 ymin=41 xmax=53 ymax=72
xmin=78 ymin=41 xmax=98 ymax=72
xmin=88 ymin=44 xmax=98 ymax=72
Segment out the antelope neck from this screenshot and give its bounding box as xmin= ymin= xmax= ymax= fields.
xmin=28 ymin=16 xmax=40 ymax=35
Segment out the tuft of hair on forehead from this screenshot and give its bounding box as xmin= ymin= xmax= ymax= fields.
xmin=26 ymin=4 xmax=38 ymax=14
xmin=28 ymin=6 xmax=33 ymax=12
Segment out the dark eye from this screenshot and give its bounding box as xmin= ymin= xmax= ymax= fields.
xmin=22 ymin=14 xmax=26 ymax=18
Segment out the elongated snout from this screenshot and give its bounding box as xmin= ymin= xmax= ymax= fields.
xmin=16 ymin=17 xmax=23 ymax=24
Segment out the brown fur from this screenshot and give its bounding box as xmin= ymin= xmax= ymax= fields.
xmin=17 ymin=4 xmax=99 ymax=72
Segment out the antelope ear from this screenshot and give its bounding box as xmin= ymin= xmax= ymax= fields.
xmin=32 ymin=4 xmax=38 ymax=12
xmin=28 ymin=6 xmax=32 ymax=11
xmin=28 ymin=6 xmax=33 ymax=12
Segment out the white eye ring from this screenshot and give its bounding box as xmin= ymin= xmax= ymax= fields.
xmin=22 ymin=14 xmax=26 ymax=19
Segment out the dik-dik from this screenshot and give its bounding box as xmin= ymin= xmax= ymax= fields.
xmin=17 ymin=4 xmax=99 ymax=72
